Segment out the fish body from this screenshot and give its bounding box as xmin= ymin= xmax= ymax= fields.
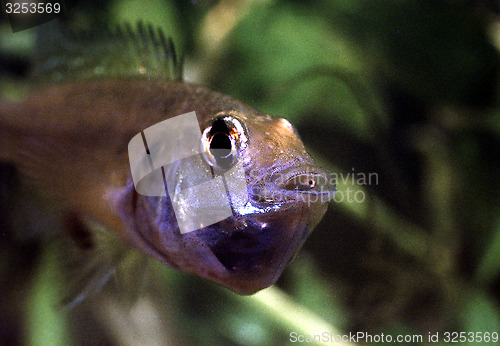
xmin=0 ymin=24 xmax=335 ymax=295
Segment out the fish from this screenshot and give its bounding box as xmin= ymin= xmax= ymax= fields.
xmin=0 ymin=22 xmax=336 ymax=296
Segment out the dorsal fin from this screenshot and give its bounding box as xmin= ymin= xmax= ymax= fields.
xmin=31 ymin=20 xmax=183 ymax=84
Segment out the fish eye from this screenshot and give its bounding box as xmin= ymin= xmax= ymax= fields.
xmin=201 ymin=115 xmax=248 ymax=170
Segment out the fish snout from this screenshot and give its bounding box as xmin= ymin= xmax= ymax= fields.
xmin=253 ymin=165 xmax=336 ymax=204
xmin=271 ymin=165 xmax=337 ymax=204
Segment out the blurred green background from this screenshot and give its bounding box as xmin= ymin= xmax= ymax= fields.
xmin=1 ymin=0 xmax=500 ymax=345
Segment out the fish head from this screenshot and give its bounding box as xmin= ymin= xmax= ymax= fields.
xmin=127 ymin=109 xmax=335 ymax=295
xmin=197 ymin=111 xmax=336 ymax=293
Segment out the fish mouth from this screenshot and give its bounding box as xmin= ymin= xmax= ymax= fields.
xmin=251 ymin=164 xmax=336 ymax=204
xmin=196 ymin=213 xmax=311 ymax=294
xmin=197 ymin=216 xmax=280 ymax=273
xmin=208 ymin=232 xmax=273 ymax=272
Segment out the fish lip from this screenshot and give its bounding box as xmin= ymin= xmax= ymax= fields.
xmin=250 ymin=164 xmax=336 ymax=204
